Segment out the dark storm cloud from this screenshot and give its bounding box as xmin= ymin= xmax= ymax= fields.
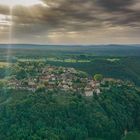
xmin=11 ymin=0 xmax=104 ymax=36
xmin=0 ymin=0 xmax=140 ymax=43
xmin=97 ymin=0 xmax=133 ymax=11
xmin=1 ymin=0 xmax=140 ymax=31
xmin=96 ymin=0 xmax=140 ymax=27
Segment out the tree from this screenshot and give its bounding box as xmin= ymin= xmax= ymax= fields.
xmin=36 ymin=84 xmax=46 ymax=93
xmin=94 ymin=74 xmax=103 ymax=82
xmin=44 ymin=81 xmax=48 ymax=87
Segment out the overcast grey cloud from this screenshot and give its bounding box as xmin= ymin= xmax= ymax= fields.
xmin=0 ymin=0 xmax=140 ymax=44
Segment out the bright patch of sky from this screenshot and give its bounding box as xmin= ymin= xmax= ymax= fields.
xmin=0 ymin=0 xmax=44 ymax=7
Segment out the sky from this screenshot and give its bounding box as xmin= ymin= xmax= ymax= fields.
xmin=0 ymin=0 xmax=140 ymax=44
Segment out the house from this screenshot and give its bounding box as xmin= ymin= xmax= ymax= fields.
xmin=62 ymin=85 xmax=70 ymax=91
xmin=84 ymin=87 xmax=93 ymax=96
xmin=94 ymin=88 xmax=101 ymax=95
xmin=84 ymin=85 xmax=94 ymax=96
xmin=28 ymin=81 xmax=37 ymax=92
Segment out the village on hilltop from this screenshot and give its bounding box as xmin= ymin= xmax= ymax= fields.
xmin=6 ymin=64 xmax=128 ymax=96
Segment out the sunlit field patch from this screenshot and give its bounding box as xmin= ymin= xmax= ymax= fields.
xmin=47 ymin=58 xmax=91 ymax=63
xmin=0 ymin=62 xmax=10 ymax=68
xmin=106 ymin=58 xmax=120 ymax=62
xmin=18 ymin=59 xmax=46 ymax=62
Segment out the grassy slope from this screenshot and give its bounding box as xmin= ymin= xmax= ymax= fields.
xmin=122 ymin=132 xmax=140 ymax=140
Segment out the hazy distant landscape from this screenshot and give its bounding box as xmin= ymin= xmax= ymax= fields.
xmin=1 ymin=44 xmax=140 ymax=86
xmin=1 ymin=44 xmax=140 ymax=56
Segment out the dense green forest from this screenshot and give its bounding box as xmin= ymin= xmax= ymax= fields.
xmin=0 ymin=45 xmax=140 ymax=139
xmin=0 ymin=82 xmax=140 ymax=140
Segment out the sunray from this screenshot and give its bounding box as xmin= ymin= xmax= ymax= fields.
xmin=6 ymin=6 xmax=13 ymax=65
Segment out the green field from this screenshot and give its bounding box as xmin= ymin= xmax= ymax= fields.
xmin=122 ymin=132 xmax=140 ymax=140
xmin=0 ymin=62 xmax=10 ymax=68
xmin=47 ymin=58 xmax=91 ymax=63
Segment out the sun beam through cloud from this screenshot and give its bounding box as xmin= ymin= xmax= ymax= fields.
xmin=0 ymin=0 xmax=46 ymax=7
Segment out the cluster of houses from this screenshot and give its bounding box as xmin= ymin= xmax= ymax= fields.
xmin=8 ymin=65 xmax=103 ymax=96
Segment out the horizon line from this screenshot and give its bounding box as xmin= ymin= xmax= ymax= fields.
xmin=0 ymin=43 xmax=140 ymax=46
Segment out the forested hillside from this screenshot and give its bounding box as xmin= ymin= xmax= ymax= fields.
xmin=0 ymin=82 xmax=140 ymax=140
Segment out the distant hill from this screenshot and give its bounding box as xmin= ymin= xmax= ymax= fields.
xmin=0 ymin=44 xmax=140 ymax=56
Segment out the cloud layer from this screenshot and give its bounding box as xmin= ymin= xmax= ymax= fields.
xmin=0 ymin=0 xmax=140 ymax=44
